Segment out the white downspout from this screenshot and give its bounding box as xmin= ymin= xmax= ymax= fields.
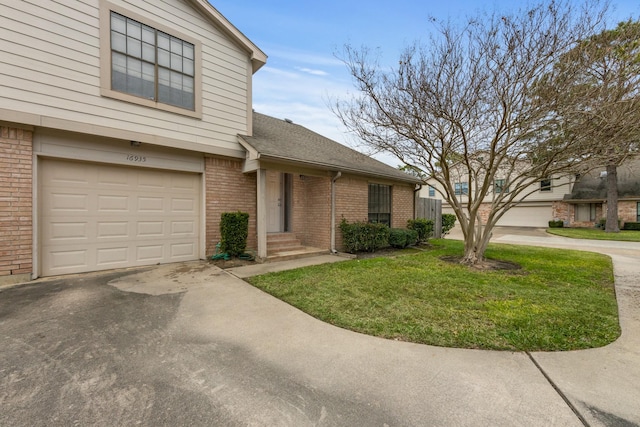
xmin=330 ymin=171 xmax=342 ymax=253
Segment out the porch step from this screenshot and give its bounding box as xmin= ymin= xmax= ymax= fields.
xmin=266 ymin=232 xmax=329 ymax=262
xmin=266 ymin=247 xmax=330 ymax=263
xmin=267 ymin=232 xmax=304 ymax=253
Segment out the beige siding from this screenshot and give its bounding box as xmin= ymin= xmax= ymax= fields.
xmin=0 ymin=0 xmax=251 ymax=156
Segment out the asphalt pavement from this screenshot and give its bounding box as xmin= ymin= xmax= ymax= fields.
xmin=0 ymin=228 xmax=638 ymax=426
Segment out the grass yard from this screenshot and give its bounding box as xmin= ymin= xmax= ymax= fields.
xmin=547 ymin=227 xmax=640 ymax=241
xmin=247 ymin=240 xmax=620 ymax=351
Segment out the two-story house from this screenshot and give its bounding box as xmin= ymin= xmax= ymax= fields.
xmin=0 ymin=0 xmax=419 ymax=284
xmin=422 ymin=158 xmax=640 ymax=228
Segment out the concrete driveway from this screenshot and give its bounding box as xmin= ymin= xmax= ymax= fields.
xmin=1 ymin=230 xmax=639 ymax=426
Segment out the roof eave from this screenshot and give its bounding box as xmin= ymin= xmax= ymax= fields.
xmin=187 ymin=0 xmax=267 ymax=73
xmin=258 ymin=153 xmax=420 ymax=184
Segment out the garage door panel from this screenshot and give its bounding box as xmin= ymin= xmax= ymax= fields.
xmin=497 ymin=205 xmax=551 ymax=227
xmin=96 ymin=247 xmax=129 ymax=266
xmin=41 ymin=159 xmax=200 ymax=276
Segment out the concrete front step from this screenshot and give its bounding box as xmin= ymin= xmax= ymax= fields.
xmin=266 ymin=247 xmax=330 ymax=263
xmin=267 ymin=232 xmax=303 ymax=253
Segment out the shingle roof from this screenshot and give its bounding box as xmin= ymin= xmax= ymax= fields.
xmin=565 ymin=157 xmax=640 ymax=200
xmin=238 ymin=112 xmax=420 ymax=184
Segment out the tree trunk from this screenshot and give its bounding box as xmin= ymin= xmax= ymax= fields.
xmin=605 ymin=163 xmax=619 ymax=233
xmin=461 ymin=225 xmax=492 ymax=265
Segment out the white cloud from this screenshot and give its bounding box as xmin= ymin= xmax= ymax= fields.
xmin=295 ymin=67 xmax=328 ymax=76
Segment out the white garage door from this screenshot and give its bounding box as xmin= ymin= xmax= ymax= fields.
xmin=497 ymin=205 xmax=552 ymax=227
xmin=40 ymin=159 xmax=200 ymax=276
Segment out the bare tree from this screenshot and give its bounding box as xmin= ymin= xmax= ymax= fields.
xmin=333 ymin=0 xmax=607 ymax=265
xmin=538 ymin=20 xmax=640 ymax=232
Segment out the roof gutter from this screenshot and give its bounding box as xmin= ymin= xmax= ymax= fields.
xmin=330 ymin=171 xmax=342 ymax=254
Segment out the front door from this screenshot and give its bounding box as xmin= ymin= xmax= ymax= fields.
xmin=266 ymin=171 xmax=283 ymax=232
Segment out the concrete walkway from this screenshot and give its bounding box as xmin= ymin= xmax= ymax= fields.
xmin=491 ymin=229 xmax=640 ymax=426
xmin=1 ymin=229 xmax=638 ymax=426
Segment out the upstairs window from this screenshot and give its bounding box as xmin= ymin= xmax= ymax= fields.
xmin=428 ymin=185 xmax=435 ymax=197
xmin=454 ymin=182 xmax=468 ymax=196
xmin=494 ymin=179 xmax=509 ymax=194
xmin=368 ymin=184 xmax=391 ymax=226
xmin=100 ymin=3 xmax=202 ymax=118
xmin=540 ymin=178 xmax=552 ymax=192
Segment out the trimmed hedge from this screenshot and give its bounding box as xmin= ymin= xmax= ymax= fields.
xmin=340 ymin=219 xmax=390 ymax=253
xmin=549 ymin=220 xmax=564 ymax=228
xmin=623 ymin=222 xmax=640 ymax=231
xmin=442 ymin=214 xmax=457 ymax=235
xmin=389 ymin=228 xmax=418 ymax=248
xmin=407 ymin=219 xmax=434 ymax=242
xmin=220 ymin=211 xmax=249 ymax=257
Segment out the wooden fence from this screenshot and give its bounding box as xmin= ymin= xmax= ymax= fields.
xmin=416 ymin=197 xmax=442 ymax=239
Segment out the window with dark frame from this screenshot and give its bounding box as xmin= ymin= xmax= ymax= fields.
xmin=540 ymin=178 xmax=552 ymax=192
xmin=368 ymin=184 xmax=391 ymax=226
xmin=454 ymin=182 xmax=468 ymax=196
xmin=110 ymin=11 xmax=195 ymax=110
xmin=494 ymin=179 xmax=509 ymax=194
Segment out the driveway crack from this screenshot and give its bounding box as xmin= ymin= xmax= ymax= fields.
xmin=526 ymin=351 xmax=590 ymax=427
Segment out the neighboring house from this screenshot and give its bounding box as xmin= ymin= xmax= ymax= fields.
xmin=0 ymin=0 xmax=419 ymax=283
xmin=552 ymin=158 xmax=640 ymax=228
xmin=422 ymin=157 xmax=640 ymax=228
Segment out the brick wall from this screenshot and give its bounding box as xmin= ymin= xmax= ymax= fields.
xmin=0 ymin=126 xmax=33 ymax=279
xmin=334 ymin=176 xmax=415 ymax=251
xmin=618 ymin=201 xmax=638 ymax=223
xmin=204 ymin=157 xmax=256 ymax=255
xmin=391 ymin=184 xmax=415 ymax=228
xmin=291 ymin=175 xmax=331 ymax=249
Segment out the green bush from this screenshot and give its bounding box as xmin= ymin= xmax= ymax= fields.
xmin=407 ymin=218 xmax=434 ymax=242
xmin=442 ymin=214 xmax=457 ymax=236
xmin=548 ymin=220 xmax=564 ymax=228
xmin=389 ymin=228 xmax=408 ymax=248
xmin=623 ymin=222 xmax=640 ymax=231
xmin=339 ymin=219 xmax=390 ymax=253
xmin=406 ymin=229 xmax=419 ymax=246
xmin=220 ymin=211 xmax=249 ymax=257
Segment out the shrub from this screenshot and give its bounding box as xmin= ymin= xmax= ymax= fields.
xmin=548 ymin=220 xmax=564 ymax=228
xmin=623 ymin=222 xmax=640 ymax=231
xmin=220 ymin=211 xmax=249 ymax=257
xmin=407 ymin=219 xmax=434 ymax=242
xmin=406 ymin=229 xmax=419 ymax=246
xmin=441 ymin=214 xmax=457 ymax=236
xmin=339 ymin=219 xmax=390 ymax=253
xmin=389 ymin=228 xmax=407 ymax=248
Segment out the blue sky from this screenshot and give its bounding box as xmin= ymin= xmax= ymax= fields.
xmin=211 ymin=1 xmax=640 ymax=165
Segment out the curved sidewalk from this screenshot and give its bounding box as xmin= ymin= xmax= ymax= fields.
xmin=195 ymin=228 xmax=640 ymax=426
xmin=491 ymin=230 xmax=640 ymax=426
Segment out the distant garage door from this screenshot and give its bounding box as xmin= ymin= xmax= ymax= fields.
xmin=40 ymin=159 xmax=200 ymax=276
xmin=496 ymin=205 xmax=551 ymax=227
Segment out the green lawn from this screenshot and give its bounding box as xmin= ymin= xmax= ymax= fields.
xmin=248 ymin=240 xmax=620 ymax=351
xmin=547 ymin=227 xmax=640 ymax=241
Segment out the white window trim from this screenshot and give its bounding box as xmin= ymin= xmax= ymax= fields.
xmin=99 ymin=0 xmax=203 ymax=119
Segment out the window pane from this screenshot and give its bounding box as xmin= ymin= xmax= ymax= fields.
xmin=141 ymin=62 xmax=155 ymax=99
xmin=170 ymin=37 xmax=182 ymax=55
xmin=171 ymin=52 xmax=183 ymax=72
xmin=183 ymin=43 xmax=194 ymax=60
xmin=142 ymin=42 xmax=155 ymax=62
xmin=142 ymin=26 xmax=155 ymax=44
xmin=127 ymin=36 xmax=142 ymax=58
xmin=158 ymin=32 xmax=170 ymax=50
xmin=111 ymin=52 xmax=127 ymax=92
xmin=183 ymin=58 xmax=194 ymax=76
xmin=111 ymin=31 xmax=126 ymax=53
xmin=158 ymin=48 xmax=170 ymax=67
xmin=111 ymin=13 xmax=126 ymax=34
xmin=126 ymin=19 xmax=141 ymax=39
